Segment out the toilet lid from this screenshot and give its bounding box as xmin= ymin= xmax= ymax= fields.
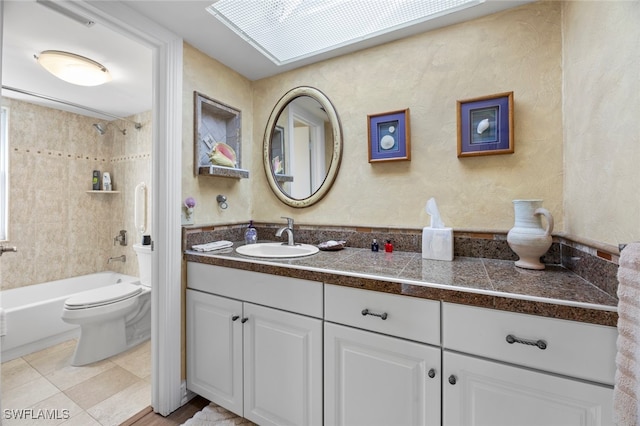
xmin=65 ymin=283 xmax=143 ymax=309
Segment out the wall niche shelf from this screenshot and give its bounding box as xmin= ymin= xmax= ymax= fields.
xmin=275 ymin=174 xmax=293 ymax=183
xmin=194 ymin=91 xmax=244 ymax=178
xmin=86 ymin=190 xmax=121 ymax=194
xmin=198 ymin=165 xmax=249 ymax=179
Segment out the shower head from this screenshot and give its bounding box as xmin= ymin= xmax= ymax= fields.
xmin=93 ymin=123 xmax=106 ymax=135
xmin=93 ymin=122 xmax=126 ymax=135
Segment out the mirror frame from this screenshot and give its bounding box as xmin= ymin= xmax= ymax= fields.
xmin=263 ymin=86 xmax=343 ymax=208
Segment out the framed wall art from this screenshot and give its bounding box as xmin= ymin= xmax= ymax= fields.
xmin=457 ymin=92 xmax=513 ymax=157
xmin=368 ymin=108 xmax=410 ymax=162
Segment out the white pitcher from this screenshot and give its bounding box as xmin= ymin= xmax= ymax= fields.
xmin=507 ymin=199 xmax=554 ymax=270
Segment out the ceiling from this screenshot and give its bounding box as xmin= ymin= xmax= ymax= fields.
xmin=1 ymin=0 xmax=532 ymax=121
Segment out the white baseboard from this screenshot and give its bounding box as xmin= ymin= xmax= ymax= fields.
xmin=180 ymin=381 xmax=197 ymax=405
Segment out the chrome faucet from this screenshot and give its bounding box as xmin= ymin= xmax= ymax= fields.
xmin=114 ymin=230 xmax=127 ymax=246
xmin=275 ymin=216 xmax=296 ymax=246
xmin=108 ymin=255 xmax=126 ymax=264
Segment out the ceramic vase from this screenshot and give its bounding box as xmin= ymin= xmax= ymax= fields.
xmin=507 ymin=199 xmax=554 ymax=270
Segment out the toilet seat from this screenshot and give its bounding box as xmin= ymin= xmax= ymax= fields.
xmin=64 ymin=283 xmax=142 ymax=310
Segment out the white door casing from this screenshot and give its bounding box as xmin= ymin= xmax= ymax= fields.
xmin=61 ymin=1 xmax=184 ymax=415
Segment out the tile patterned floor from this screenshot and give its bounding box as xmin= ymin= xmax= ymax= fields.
xmin=1 ymin=339 xmax=151 ymax=426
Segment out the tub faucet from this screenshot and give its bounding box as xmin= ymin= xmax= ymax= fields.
xmin=276 ymin=216 xmax=296 ymax=246
xmin=108 ymin=255 xmax=126 ymax=264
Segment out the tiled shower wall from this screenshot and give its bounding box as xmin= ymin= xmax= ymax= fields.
xmin=0 ymin=98 xmax=151 ymax=290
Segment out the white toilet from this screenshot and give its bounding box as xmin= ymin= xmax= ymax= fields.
xmin=62 ymin=244 xmax=152 ymax=366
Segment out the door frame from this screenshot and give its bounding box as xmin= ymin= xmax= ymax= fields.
xmin=63 ymin=1 xmax=184 ymax=415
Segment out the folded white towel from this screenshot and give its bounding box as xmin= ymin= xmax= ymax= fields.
xmin=192 ymin=240 xmax=233 ymax=252
xmin=614 ymin=242 xmax=640 ymax=426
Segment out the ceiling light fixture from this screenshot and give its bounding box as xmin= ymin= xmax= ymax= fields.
xmin=206 ymin=0 xmax=482 ymax=65
xmin=35 ymin=50 xmax=112 ymax=86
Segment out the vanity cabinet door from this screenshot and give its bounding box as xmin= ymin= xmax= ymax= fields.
xmin=243 ymin=302 xmax=323 ymax=426
xmin=324 ymin=322 xmax=441 ymax=426
xmin=186 ymin=289 xmax=243 ymax=415
xmin=443 ymin=351 xmax=614 ymax=426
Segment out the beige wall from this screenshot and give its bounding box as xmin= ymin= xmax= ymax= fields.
xmin=562 ymin=1 xmax=640 ymax=248
xmin=182 ymin=1 xmax=638 ymax=248
xmin=0 ymin=98 xmax=151 ymax=289
xmin=181 ymin=43 xmax=254 ymax=225
xmin=252 ymin=2 xmax=564 ymax=232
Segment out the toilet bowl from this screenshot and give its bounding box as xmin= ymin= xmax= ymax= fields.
xmin=62 ymin=244 xmax=152 ymax=366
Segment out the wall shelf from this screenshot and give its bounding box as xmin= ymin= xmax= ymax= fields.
xmin=194 ymin=92 xmax=243 ymax=177
xmin=198 ymin=165 xmax=249 ymax=179
xmin=85 ymin=190 xmax=121 ymax=194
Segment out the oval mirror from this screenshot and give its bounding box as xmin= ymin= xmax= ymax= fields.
xmin=263 ymin=86 xmax=342 ymax=208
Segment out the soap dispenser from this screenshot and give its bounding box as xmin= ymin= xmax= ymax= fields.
xmin=244 ymin=220 xmax=257 ymax=244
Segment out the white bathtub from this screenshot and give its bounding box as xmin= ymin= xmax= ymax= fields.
xmin=0 ymin=271 xmax=138 ymax=362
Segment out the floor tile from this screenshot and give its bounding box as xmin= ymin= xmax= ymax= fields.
xmin=45 ymin=358 xmax=115 ymax=391
xmin=109 ymin=340 xmax=151 ymax=379
xmin=86 ymin=380 xmax=152 ymax=426
xmin=63 ymin=365 xmax=141 ymax=410
xmin=1 ymin=377 xmax=60 ymax=414
xmin=23 ymin=340 xmax=77 ymax=376
xmin=1 ymin=338 xmax=151 ymax=426
xmin=3 ymin=392 xmax=84 ymax=426
xmin=58 ymin=411 xmax=102 ymax=426
xmin=1 ymin=357 xmax=42 ymax=392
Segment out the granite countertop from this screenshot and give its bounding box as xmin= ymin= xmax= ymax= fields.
xmin=184 ymin=242 xmax=619 ymax=327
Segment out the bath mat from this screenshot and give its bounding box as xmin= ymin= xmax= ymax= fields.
xmin=181 ymin=402 xmax=254 ymax=426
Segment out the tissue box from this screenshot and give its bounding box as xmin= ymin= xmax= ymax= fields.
xmin=422 ymin=227 xmax=453 ymax=261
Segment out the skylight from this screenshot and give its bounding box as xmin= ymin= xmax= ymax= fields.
xmin=206 ymin=0 xmax=483 ymax=65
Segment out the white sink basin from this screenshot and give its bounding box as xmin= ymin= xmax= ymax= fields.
xmin=235 ymin=242 xmax=319 ymax=258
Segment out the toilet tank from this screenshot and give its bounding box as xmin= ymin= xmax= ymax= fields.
xmin=133 ymin=244 xmax=152 ymax=287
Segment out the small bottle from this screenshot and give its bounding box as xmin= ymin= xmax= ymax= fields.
xmin=371 ymin=239 xmax=379 ymax=252
xmin=244 ymin=220 xmax=257 ymax=244
xmin=92 ymin=170 xmax=100 ymax=190
xmin=384 ymin=240 xmax=393 ymax=253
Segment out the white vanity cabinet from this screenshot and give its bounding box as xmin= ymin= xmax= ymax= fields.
xmin=186 ymin=262 xmax=323 ymax=426
xmin=442 ymin=302 xmax=617 ymax=426
xmin=324 ymin=284 xmax=442 ymax=426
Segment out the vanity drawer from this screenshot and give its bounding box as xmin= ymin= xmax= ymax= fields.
xmin=442 ymin=302 xmax=617 ymax=385
xmin=324 ymin=284 xmax=440 ymax=345
xmin=187 ymin=262 xmax=323 ymax=318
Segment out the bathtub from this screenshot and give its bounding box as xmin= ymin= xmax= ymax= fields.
xmin=0 ymin=271 xmax=138 ymax=362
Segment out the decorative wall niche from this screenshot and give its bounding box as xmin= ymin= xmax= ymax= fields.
xmin=194 ymin=91 xmax=248 ymax=178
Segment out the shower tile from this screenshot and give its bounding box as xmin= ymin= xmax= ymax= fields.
xmin=63 ymin=365 xmax=140 ymax=410
xmin=86 ymin=379 xmax=151 ymax=426
xmin=0 ymin=357 xmax=42 ymax=392
xmin=1 ymin=376 xmax=60 ymax=413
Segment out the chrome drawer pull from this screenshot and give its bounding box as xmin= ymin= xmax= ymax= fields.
xmin=506 ymin=334 xmax=547 ymax=350
xmin=361 ymin=308 xmax=388 ymax=320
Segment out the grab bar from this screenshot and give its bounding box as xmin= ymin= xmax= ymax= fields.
xmin=134 ymin=182 xmax=147 ymax=236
